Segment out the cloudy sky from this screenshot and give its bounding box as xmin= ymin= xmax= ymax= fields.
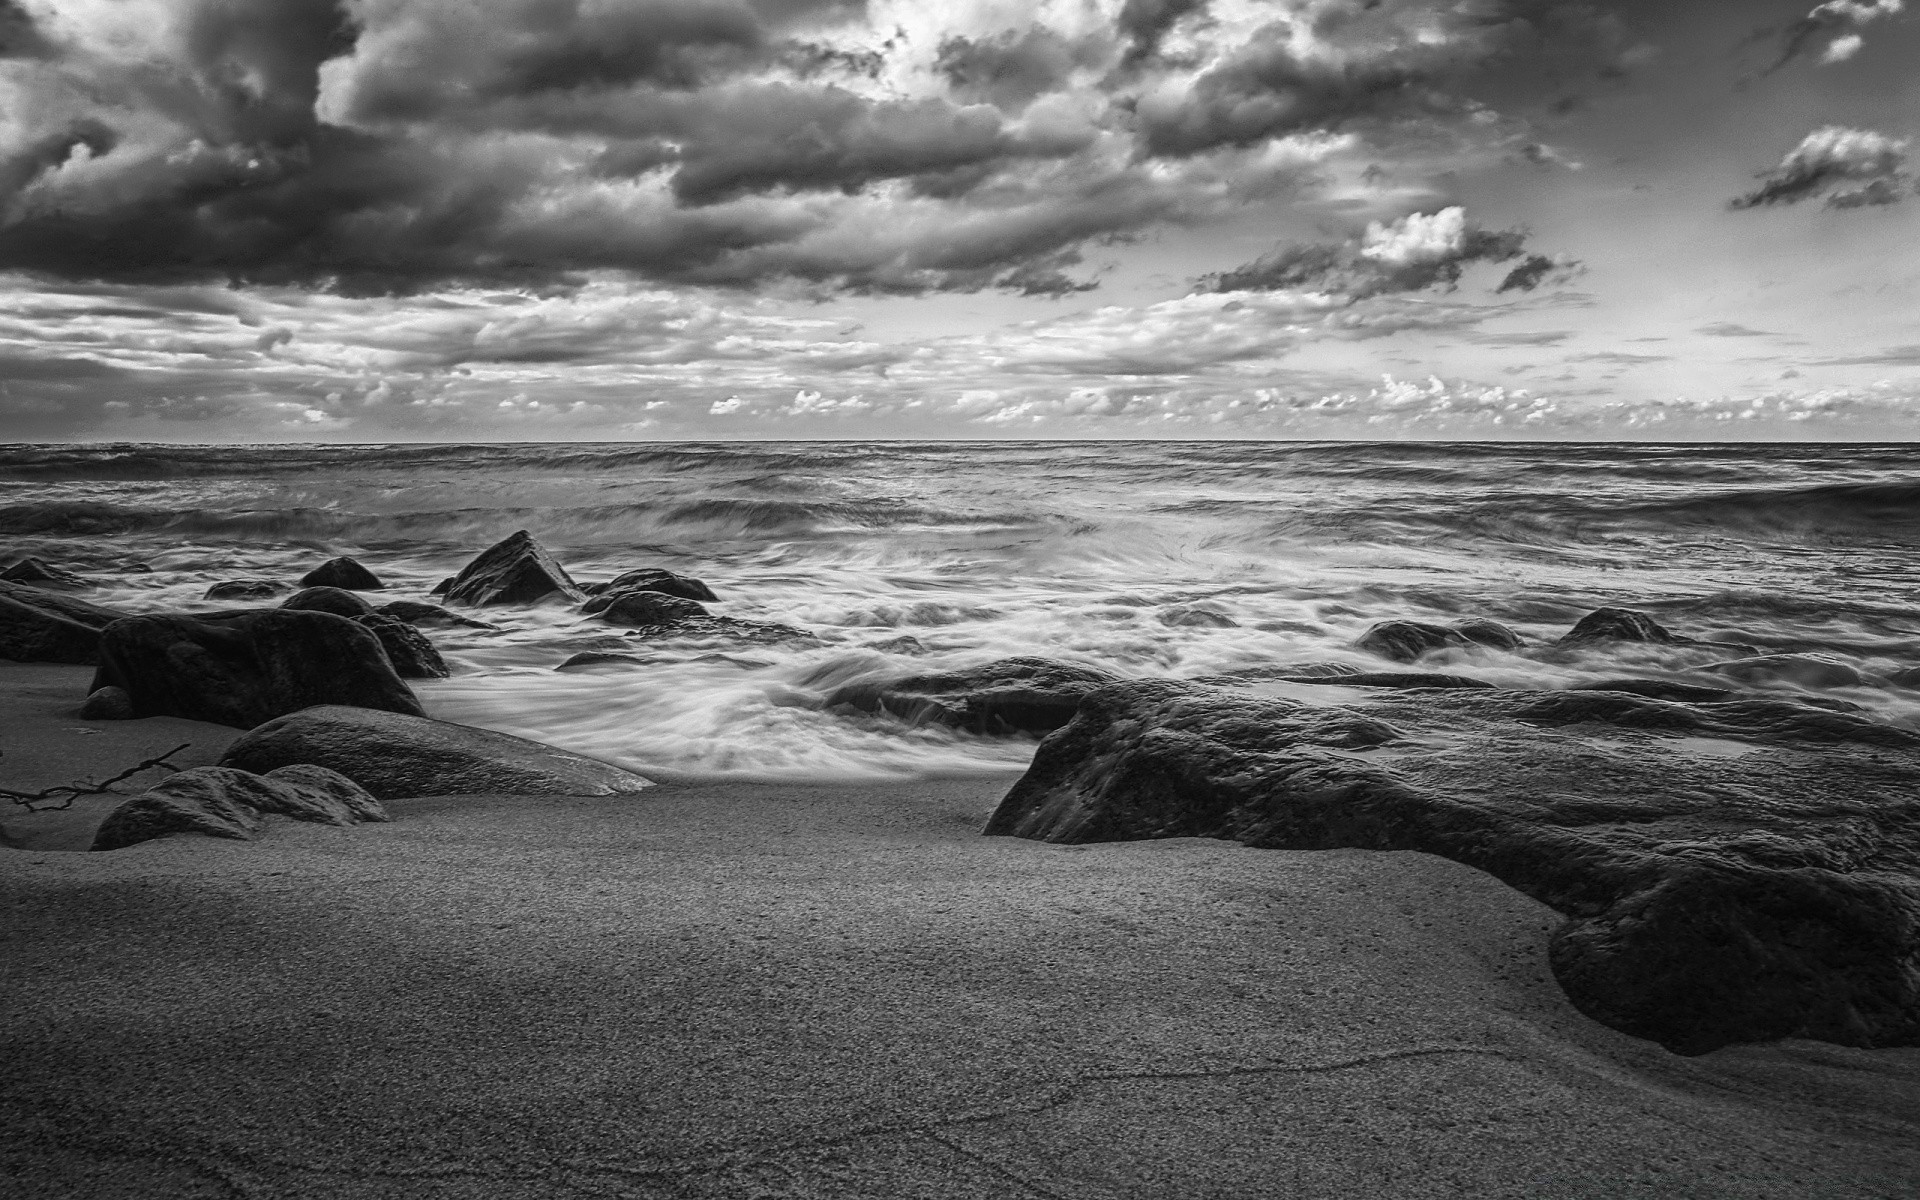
xmin=0 ymin=0 xmax=1915 ymax=442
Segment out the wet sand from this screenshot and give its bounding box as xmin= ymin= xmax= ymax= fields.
xmin=4 ymin=664 xmax=1920 ymax=1198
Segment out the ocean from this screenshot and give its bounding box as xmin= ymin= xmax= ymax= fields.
xmin=7 ymin=440 xmax=1920 ymax=781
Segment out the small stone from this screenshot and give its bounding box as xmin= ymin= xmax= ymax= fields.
xmin=79 ymin=685 xmax=134 ymax=720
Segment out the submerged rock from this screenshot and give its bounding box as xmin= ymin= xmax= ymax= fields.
xmin=1451 ymin=617 xmax=1526 ymax=651
xmin=1 ymin=557 xmax=90 ymax=588
xmin=1287 ymin=670 xmax=1493 ymax=690
xmin=374 ymin=599 xmax=496 ymax=630
xmin=300 ymin=556 xmax=384 ymax=591
xmin=583 ymin=568 xmax=717 ymax=602
xmin=1355 ymin=618 xmax=1522 ymax=663
xmin=556 ymin=651 xmax=648 ymax=670
xmin=353 ymin=612 xmax=450 ymax=679
xmin=281 ymin=585 xmax=375 ymax=619
xmin=986 ymin=679 xmax=1920 ymax=1055
xmin=204 ymin=580 xmax=288 ymax=602
xmin=1571 ymin=679 xmax=1737 ymax=704
xmin=826 ymin=656 xmax=1123 ymax=736
xmin=588 ymin=590 xmax=709 ymax=625
xmin=0 ymin=580 xmax=124 ymax=664
xmin=220 ymin=705 xmax=654 ymax=800
xmin=91 ymin=764 xmax=385 ymax=852
xmin=1701 ymin=654 xmax=1864 ymax=690
xmin=444 ymin=530 xmax=583 ymax=607
xmin=586 ymin=589 xmax=814 ymax=645
xmin=1157 ymin=604 xmax=1238 ymax=629
xmin=91 ymin=610 xmax=424 ymax=729
xmin=1556 ymin=606 xmax=1677 ymax=646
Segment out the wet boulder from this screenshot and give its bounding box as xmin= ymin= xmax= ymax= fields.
xmin=204 ymin=580 xmax=288 ymax=603
xmin=1452 ymin=618 xmax=1525 ymax=652
xmin=353 ymin=612 xmax=450 ymax=679
xmin=1157 ymin=604 xmax=1238 ymax=629
xmin=90 ymin=610 xmax=424 ymax=729
xmin=587 ymin=589 xmax=709 ymax=625
xmin=281 ymin=586 xmax=375 ymax=619
xmin=79 ymin=685 xmax=134 ymax=720
xmin=219 ymin=705 xmax=654 ymax=800
xmin=1 ymin=557 xmax=91 ymax=588
xmin=987 ymin=679 xmax=1920 ymax=1055
xmin=299 ymin=556 xmax=384 ymax=591
xmin=825 ymin=656 xmax=1123 ymax=736
xmin=588 ymin=589 xmax=813 ymax=645
xmin=375 ymin=600 xmax=495 ymax=630
xmin=444 ymin=530 xmax=583 ymax=607
xmin=1701 ymin=654 xmax=1864 ymax=690
xmin=1556 ymin=606 xmax=1677 ymax=646
xmin=91 ymin=764 xmax=385 ymax=852
xmin=584 ymin=568 xmax=717 ymax=602
xmin=1354 ymin=620 xmax=1466 ymax=663
xmin=1571 ymin=679 xmax=1737 ymax=704
xmin=556 ymin=651 xmax=647 ymax=671
xmin=0 ymin=579 xmax=124 ymax=664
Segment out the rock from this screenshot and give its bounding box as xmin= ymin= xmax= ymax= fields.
xmin=1157 ymin=604 xmax=1238 ymax=629
xmin=374 ymin=600 xmax=495 ymax=630
xmin=0 ymin=579 xmax=124 ymax=664
xmin=589 ymin=590 xmax=709 ymax=625
xmin=1571 ymin=679 xmax=1737 ymax=704
xmin=90 ymin=610 xmax=424 ymax=729
xmin=1890 ymin=667 xmax=1920 ymax=689
xmin=986 ymin=679 xmax=1920 ymax=1055
xmin=280 ymin=586 xmax=375 ymax=619
xmin=584 ymin=568 xmax=717 ymax=602
xmin=868 ymin=635 xmax=927 ymax=655
xmin=91 ymin=764 xmax=386 ymax=852
xmin=444 ymin=530 xmax=583 ymax=607
xmin=556 ymin=651 xmax=647 ymax=671
xmin=1 ymin=557 xmax=90 ymax=588
xmin=1452 ymin=617 xmax=1525 ymax=651
xmin=353 ymin=612 xmax=450 ymax=679
xmin=1354 ymin=620 xmax=1468 ymax=663
xmin=1556 ymin=606 xmax=1676 ymax=646
xmin=204 ymin=580 xmax=288 ymax=602
xmin=825 ymin=657 xmax=1123 ymax=736
xmin=1282 ymin=670 xmax=1493 ymax=690
xmin=219 ymin=705 xmax=654 ymax=800
xmin=1702 ymin=654 xmax=1864 ymax=690
xmin=429 ymin=577 xmax=452 ymax=597
xmin=299 ymin=556 xmax=384 ymax=591
xmin=79 ymin=685 xmax=134 ymax=720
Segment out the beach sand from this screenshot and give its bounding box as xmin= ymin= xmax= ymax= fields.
xmin=4 ymin=664 xmax=1919 ymax=1198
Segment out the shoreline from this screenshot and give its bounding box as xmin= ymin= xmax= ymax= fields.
xmin=4 ymin=663 xmax=1920 ymax=1195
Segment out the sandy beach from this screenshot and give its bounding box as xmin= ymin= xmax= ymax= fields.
xmin=3 ymin=665 xmax=1919 ymax=1198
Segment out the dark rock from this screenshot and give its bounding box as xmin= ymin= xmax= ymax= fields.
xmin=1702 ymin=654 xmax=1864 ymax=690
xmin=90 ymin=610 xmax=424 ymax=729
xmin=1890 ymin=667 xmax=1920 ymax=689
xmin=281 ymin=586 xmax=375 ymax=619
xmin=1282 ymin=670 xmax=1493 ymax=690
xmin=1452 ymin=618 xmax=1525 ymax=651
xmin=1557 ymin=606 xmax=1677 ymax=646
xmin=204 ymin=580 xmax=288 ymax=602
xmin=91 ymin=764 xmax=386 ymax=852
xmin=624 ymin=617 xmax=816 ymax=646
xmin=588 ymin=590 xmax=710 ymax=624
xmin=429 ymin=577 xmax=452 ymax=597
xmin=1572 ymin=680 xmax=1737 ymax=704
xmin=587 ymin=589 xmax=814 ymax=645
xmin=0 ymin=579 xmax=124 ymax=664
xmin=868 ymin=635 xmax=927 ymax=655
xmin=1 ymin=557 xmax=90 ymax=588
xmin=556 ymin=651 xmax=647 ymax=671
xmin=1354 ymin=620 xmax=1468 ymax=663
xmin=825 ymin=657 xmax=1123 ymax=736
xmin=987 ymin=679 xmax=1920 ymax=1054
xmin=374 ymin=600 xmax=495 ymax=629
xmin=219 ymin=705 xmax=654 ymax=800
xmin=353 ymin=612 xmax=450 ymax=679
xmin=584 ymin=568 xmax=717 ymax=602
xmin=79 ymin=685 xmax=134 ymax=720
xmin=1157 ymin=604 xmax=1238 ymax=629
xmin=444 ymin=530 xmax=583 ymax=607
xmin=300 ymin=556 xmax=384 ymax=591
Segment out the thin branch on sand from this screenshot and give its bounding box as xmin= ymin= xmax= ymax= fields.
xmin=2 ymin=743 xmax=192 ymax=813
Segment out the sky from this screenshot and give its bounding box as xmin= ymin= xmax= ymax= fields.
xmin=0 ymin=0 xmax=1915 ymax=443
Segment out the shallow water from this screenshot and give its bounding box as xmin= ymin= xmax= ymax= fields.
xmin=8 ymin=440 xmax=1920 ymax=780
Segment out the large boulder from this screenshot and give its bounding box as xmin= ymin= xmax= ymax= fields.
xmin=352 ymin=612 xmax=450 ymax=679
xmin=219 ymin=705 xmax=655 ymax=800
xmin=91 ymin=764 xmax=384 ymax=851
xmin=299 ymin=556 xmax=384 ymax=591
xmin=1555 ymin=606 xmax=1677 ymax=646
xmin=584 ymin=568 xmax=717 ymax=602
xmin=90 ymin=610 xmax=424 ymax=729
xmin=0 ymin=579 xmax=124 ymax=664
xmin=281 ymin=586 xmax=375 ymax=619
xmin=824 ymin=656 xmax=1123 ymax=735
xmin=444 ymin=530 xmax=583 ymax=606
xmin=586 ymin=590 xmax=709 ymax=624
xmin=985 ymin=679 xmax=1920 ymax=1055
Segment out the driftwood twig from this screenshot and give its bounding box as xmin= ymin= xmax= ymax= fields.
xmin=1 ymin=743 xmax=192 ymax=813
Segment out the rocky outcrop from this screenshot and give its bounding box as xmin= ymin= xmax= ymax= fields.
xmin=825 ymin=657 xmax=1123 ymax=736
xmin=299 ymin=556 xmax=384 ymax=590
xmin=219 ymin=705 xmax=654 ymax=800
xmin=444 ymin=530 xmax=583 ymax=606
xmin=204 ymin=580 xmax=288 ymax=602
xmin=985 ymin=679 xmax=1920 ymax=1055
xmin=374 ymin=600 xmax=495 ymax=630
xmin=353 ymin=612 xmax=450 ymax=679
xmin=90 ymin=610 xmax=424 ymax=729
xmin=91 ymin=764 xmax=384 ymax=851
xmin=1 ymin=557 xmax=90 ymax=588
xmin=280 ymin=586 xmax=375 ymax=619
xmin=1355 ymin=617 xmax=1523 ymax=663
xmin=0 ymin=580 xmax=123 ymax=664
xmin=584 ymin=568 xmax=717 ymax=602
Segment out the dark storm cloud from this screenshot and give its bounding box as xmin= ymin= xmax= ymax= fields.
xmin=1115 ymin=0 xmax=1209 ymax=67
xmin=0 ymin=0 xmax=51 ymax=58
xmin=1730 ymin=126 xmax=1912 ymax=209
xmin=1200 ymin=208 xmax=1577 ymax=300
xmin=935 ymin=27 xmax=1092 ymax=110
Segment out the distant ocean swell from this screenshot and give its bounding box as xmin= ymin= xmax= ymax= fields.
xmin=7 ymin=440 xmax=1920 ymax=781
